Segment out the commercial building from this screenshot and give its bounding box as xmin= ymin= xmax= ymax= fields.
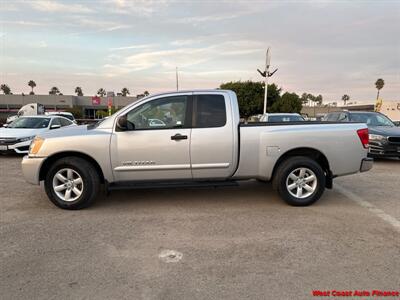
xmin=0 ymin=94 xmax=138 ymax=121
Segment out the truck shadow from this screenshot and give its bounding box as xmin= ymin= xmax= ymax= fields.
xmin=94 ymin=179 xmax=333 ymax=210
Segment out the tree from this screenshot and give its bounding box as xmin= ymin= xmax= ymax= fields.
xmin=314 ymin=94 xmax=323 ymax=106
xmin=64 ymin=106 xmax=83 ymax=119
xmin=97 ymin=88 xmax=106 ymax=97
xmin=96 ymin=110 xmax=109 ymax=119
xmin=28 ymin=80 xmax=36 ymax=95
xmin=121 ymin=87 xmax=130 ymax=97
xmin=270 ymin=92 xmax=302 ymax=113
xmin=49 ymin=86 xmax=60 ymax=95
xmin=143 ymin=91 xmax=149 ymax=96
xmin=0 ymin=84 xmax=11 ymax=95
xmin=375 ymin=78 xmax=384 ymax=100
xmin=75 ymin=86 xmax=83 ymax=96
xmin=301 ymin=93 xmax=311 ymax=106
xmin=220 ymin=81 xmax=281 ymax=118
xmin=342 ymin=94 xmax=350 ymax=106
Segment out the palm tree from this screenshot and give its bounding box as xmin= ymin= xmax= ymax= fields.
xmin=342 ymin=94 xmax=350 ymax=106
xmin=1 ymin=84 xmax=11 ymax=95
xmin=121 ymin=87 xmax=130 ymax=97
xmin=28 ymin=80 xmax=36 ymax=95
xmin=75 ymin=86 xmax=83 ymax=96
xmin=314 ymin=94 xmax=323 ymax=106
xmin=49 ymin=86 xmax=60 ymax=95
xmin=97 ymin=88 xmax=106 ymax=97
xmin=143 ymin=91 xmax=149 ymax=96
xmin=375 ymin=78 xmax=384 ymax=100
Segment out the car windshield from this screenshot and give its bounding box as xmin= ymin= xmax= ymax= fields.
xmin=350 ymin=113 xmax=394 ymax=127
xmin=8 ymin=117 xmax=50 ymax=128
xmin=268 ymin=115 xmax=304 ymax=122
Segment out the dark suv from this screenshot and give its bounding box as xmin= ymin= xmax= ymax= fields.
xmin=324 ymin=111 xmax=400 ymax=158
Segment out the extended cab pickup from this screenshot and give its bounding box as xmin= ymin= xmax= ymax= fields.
xmin=22 ymin=90 xmax=373 ymax=209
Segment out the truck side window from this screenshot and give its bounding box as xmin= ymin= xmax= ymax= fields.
xmin=126 ymin=96 xmax=188 ymax=130
xmin=194 ymin=95 xmax=226 ymax=128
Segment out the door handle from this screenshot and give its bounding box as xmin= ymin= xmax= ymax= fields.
xmin=171 ymin=134 xmax=188 ymax=141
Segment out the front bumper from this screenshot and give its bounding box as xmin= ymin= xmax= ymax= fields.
xmin=0 ymin=140 xmax=32 ymax=154
xmin=21 ymin=155 xmax=46 ymax=185
xmin=369 ymin=141 xmax=400 ymax=157
xmin=360 ymin=157 xmax=373 ymax=172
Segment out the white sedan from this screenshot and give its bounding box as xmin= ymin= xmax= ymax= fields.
xmin=0 ymin=115 xmax=76 ymax=154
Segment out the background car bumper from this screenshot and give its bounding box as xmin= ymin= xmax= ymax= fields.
xmin=21 ymin=156 xmax=46 ymax=185
xmin=369 ymin=141 xmax=400 ymax=157
xmin=0 ymin=140 xmax=32 ymax=154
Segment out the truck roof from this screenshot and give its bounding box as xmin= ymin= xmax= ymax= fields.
xmin=140 ymin=89 xmax=232 ymax=99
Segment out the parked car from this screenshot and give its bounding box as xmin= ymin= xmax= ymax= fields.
xmin=0 ymin=115 xmax=76 ymax=154
xmin=324 ymin=111 xmax=400 ymax=158
xmin=22 ymin=90 xmax=372 ymax=210
xmin=259 ymin=113 xmax=305 ymax=122
xmin=45 ymin=112 xmax=77 ymax=123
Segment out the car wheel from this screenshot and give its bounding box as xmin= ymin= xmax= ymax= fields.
xmin=274 ymin=156 xmax=325 ymax=206
xmin=44 ymin=157 xmax=100 ymax=210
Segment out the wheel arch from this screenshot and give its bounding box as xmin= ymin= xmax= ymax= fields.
xmin=271 ymin=147 xmax=333 ymax=189
xmin=39 ymin=151 xmax=105 ymax=183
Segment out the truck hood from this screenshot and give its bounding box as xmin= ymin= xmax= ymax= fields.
xmin=368 ymin=126 xmax=400 ymax=136
xmin=0 ymin=127 xmax=47 ymax=139
xmin=39 ymin=125 xmax=90 ymax=139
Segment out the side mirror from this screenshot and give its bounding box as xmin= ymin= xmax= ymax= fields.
xmin=116 ymin=115 xmax=127 ymax=131
xmin=50 ymin=124 xmax=61 ymax=130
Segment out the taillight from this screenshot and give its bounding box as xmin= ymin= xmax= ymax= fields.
xmin=357 ymin=128 xmax=369 ymax=149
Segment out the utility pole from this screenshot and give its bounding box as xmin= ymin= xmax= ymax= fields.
xmin=257 ymin=47 xmax=278 ymax=114
xmin=176 ymin=67 xmax=179 ymax=91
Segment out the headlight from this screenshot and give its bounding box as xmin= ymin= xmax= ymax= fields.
xmin=29 ymin=136 xmax=45 ymax=155
xmin=369 ymin=134 xmax=386 ymax=141
xmin=18 ymin=136 xmax=36 ymax=142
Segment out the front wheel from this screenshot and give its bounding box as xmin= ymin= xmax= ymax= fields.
xmin=44 ymin=157 xmax=100 ymax=210
xmin=274 ymin=156 xmax=326 ymax=206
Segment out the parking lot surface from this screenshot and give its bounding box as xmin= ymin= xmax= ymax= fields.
xmin=1 ymin=155 xmax=399 ymax=299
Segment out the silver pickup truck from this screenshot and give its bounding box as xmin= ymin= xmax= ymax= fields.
xmin=22 ymin=90 xmax=373 ymax=209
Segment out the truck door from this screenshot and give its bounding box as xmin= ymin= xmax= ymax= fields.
xmin=111 ymin=94 xmax=192 ymax=181
xmin=190 ymin=93 xmax=236 ymax=179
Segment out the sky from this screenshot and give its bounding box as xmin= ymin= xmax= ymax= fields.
xmin=0 ymin=0 xmax=399 ymax=103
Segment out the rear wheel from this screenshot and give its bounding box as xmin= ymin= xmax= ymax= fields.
xmin=44 ymin=157 xmax=100 ymax=209
xmin=274 ymin=156 xmax=325 ymax=206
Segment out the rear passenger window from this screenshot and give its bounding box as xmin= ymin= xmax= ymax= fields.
xmin=326 ymin=113 xmax=339 ymax=121
xmin=51 ymin=118 xmax=61 ymax=126
xmin=60 ymin=118 xmax=72 ymax=127
xmin=194 ymin=95 xmax=226 ymax=128
xmin=338 ymin=113 xmax=348 ymax=121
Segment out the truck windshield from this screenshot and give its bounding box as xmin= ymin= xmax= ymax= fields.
xmin=8 ymin=117 xmax=50 ymax=129
xmin=350 ymin=113 xmax=394 ymax=127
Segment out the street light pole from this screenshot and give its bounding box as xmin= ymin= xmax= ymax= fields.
xmin=257 ymin=47 xmax=277 ymax=114
xmin=263 ymin=48 xmax=270 ymax=114
xmin=176 ymin=67 xmax=179 ymax=91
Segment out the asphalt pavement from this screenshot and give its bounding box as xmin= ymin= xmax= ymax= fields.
xmin=1 ymin=155 xmax=399 ymax=299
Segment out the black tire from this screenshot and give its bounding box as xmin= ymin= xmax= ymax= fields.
xmin=273 ymin=156 xmax=325 ymax=206
xmin=44 ymin=157 xmax=100 ymax=210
